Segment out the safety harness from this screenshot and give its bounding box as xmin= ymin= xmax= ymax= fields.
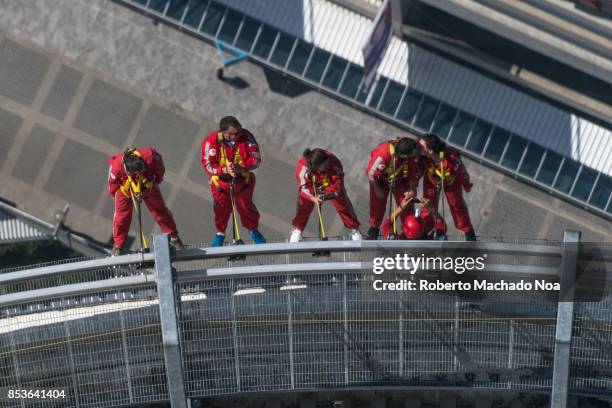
xmin=120 ymin=149 xmax=154 ymax=198
xmin=426 ymin=152 xmax=456 ymax=186
xmin=210 ymin=132 xmax=251 ymax=189
xmin=384 ymin=139 xmax=411 ymax=182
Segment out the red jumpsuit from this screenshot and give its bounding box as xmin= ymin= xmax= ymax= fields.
xmin=108 ymin=147 xmax=178 ymax=249
xmin=366 ymin=138 xmax=423 ymax=229
xmin=292 ymin=151 xmax=360 ymax=231
xmin=381 ymin=207 xmax=446 ymax=240
xmin=422 ymin=147 xmax=474 ymax=233
xmin=201 ymin=129 xmax=261 ymax=233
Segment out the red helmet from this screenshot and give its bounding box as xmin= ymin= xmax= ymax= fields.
xmin=402 ymin=215 xmax=424 ymax=239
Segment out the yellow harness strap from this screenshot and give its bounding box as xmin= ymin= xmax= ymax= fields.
xmin=427 ymin=159 xmax=455 ymax=186
xmin=385 ymin=140 xmax=410 ymax=181
xmin=214 ymin=133 xmax=250 ymax=187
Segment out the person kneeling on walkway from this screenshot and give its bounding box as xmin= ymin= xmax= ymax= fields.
xmin=108 ymin=147 xmax=184 ymax=256
xmin=290 ymin=148 xmax=361 ymax=242
xmin=381 ymin=191 xmax=447 ymax=240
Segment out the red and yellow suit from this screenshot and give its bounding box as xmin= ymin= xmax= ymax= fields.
xmin=422 ymin=147 xmax=474 ymax=233
xmin=108 ymin=147 xmax=178 ymax=249
xmin=366 ymin=138 xmax=423 ymax=228
xmin=201 ymin=129 xmax=261 ymax=232
xmin=292 ymin=151 xmax=359 ymax=231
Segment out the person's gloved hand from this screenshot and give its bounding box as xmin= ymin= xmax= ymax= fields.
xmin=463 ymin=180 xmax=473 ymax=193
xmin=310 ymin=195 xmax=322 ymax=205
xmin=321 ymin=191 xmax=338 ymax=201
xmin=142 ymin=176 xmax=155 ymax=192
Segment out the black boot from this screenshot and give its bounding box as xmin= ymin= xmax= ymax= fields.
xmin=465 ymin=230 xmax=477 ymax=241
xmin=366 ymin=227 xmax=380 ymax=240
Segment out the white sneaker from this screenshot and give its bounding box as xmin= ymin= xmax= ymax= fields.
xmin=289 ymin=229 xmax=303 ymax=243
xmin=349 ymin=229 xmax=362 ymax=241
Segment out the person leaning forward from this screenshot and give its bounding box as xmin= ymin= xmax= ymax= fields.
xmin=108 ymin=147 xmax=184 ymax=255
xmin=289 ymin=148 xmax=362 ymax=242
xmin=201 ymin=116 xmax=266 ymax=247
xmin=365 ymin=136 xmax=422 ymax=240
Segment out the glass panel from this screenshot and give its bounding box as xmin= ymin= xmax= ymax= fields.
xmin=466 ymin=119 xmax=492 ymax=155
xmin=339 ymin=64 xmax=363 ymax=99
xmin=200 ymin=2 xmax=225 ymax=35
xmin=321 ymin=56 xmax=348 ymax=91
xmin=304 ymin=48 xmax=331 ymax=84
xmin=217 ymin=9 xmax=242 ymax=43
xmin=252 ymin=25 xmax=277 ymax=59
xmin=413 ymin=96 xmax=439 ymax=131
xmin=269 ymin=33 xmax=295 ymax=67
xmin=378 ymin=81 xmax=403 ymax=116
xmin=183 ymin=0 xmax=209 ymax=29
xmin=149 ymin=0 xmax=168 ymax=13
xmin=571 ymin=166 xmax=597 ymax=201
xmin=501 ymin=135 xmax=527 ymax=171
xmin=235 ymin=17 xmax=259 ymax=51
xmin=448 ymin=112 xmax=475 ymax=147
xmin=589 ymin=174 xmax=612 ymax=210
xmin=368 ymin=78 xmax=388 ymax=108
xmin=431 ymin=104 xmax=457 ymax=139
xmin=483 ymin=128 xmax=510 ymax=163
xmin=536 ymin=150 xmax=562 ymax=186
xmin=518 ymin=143 xmax=544 ymax=178
xmin=167 ymin=0 xmax=189 ymax=21
xmin=395 ymin=89 xmax=422 ymax=124
xmin=287 ymin=40 xmax=312 ymax=76
xmin=553 ymin=158 xmax=580 ymax=194
xmin=356 ymin=85 xmax=369 ymax=103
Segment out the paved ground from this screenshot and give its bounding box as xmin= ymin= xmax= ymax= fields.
xmin=0 ymin=0 xmax=609 ymax=251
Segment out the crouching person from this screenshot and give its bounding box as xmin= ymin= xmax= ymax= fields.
xmin=381 ymin=191 xmax=447 ymax=240
xmin=290 ymin=148 xmax=361 ymax=242
xmin=108 ymin=147 xmax=184 ymax=255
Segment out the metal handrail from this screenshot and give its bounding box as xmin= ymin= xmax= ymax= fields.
xmin=0 ymin=240 xmax=563 ymax=287
xmin=0 ymin=240 xmax=568 ymax=307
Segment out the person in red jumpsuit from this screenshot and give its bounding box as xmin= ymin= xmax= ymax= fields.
xmin=381 ymin=191 xmax=447 ymax=240
xmin=201 ymin=116 xmax=266 ymax=247
xmin=108 ymin=147 xmax=184 ymax=255
xmin=418 ymin=133 xmax=477 ymax=241
xmin=365 ymin=137 xmax=422 ymax=239
xmin=290 ymin=148 xmax=361 ymax=242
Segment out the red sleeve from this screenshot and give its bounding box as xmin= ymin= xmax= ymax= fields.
xmin=448 ymin=148 xmax=470 ymax=186
xmin=108 ymin=155 xmax=124 ymax=197
xmin=202 ymin=132 xmax=222 ymax=177
xmin=326 ymin=153 xmax=344 ymax=194
xmin=365 ymin=143 xmax=389 ymax=181
xmin=241 ymin=129 xmax=261 ymax=170
xmin=296 ymin=158 xmax=313 ymax=200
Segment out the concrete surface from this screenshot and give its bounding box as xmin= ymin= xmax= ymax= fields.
xmin=0 ymin=0 xmax=609 ymax=252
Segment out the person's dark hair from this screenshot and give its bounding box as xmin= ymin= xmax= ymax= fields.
xmin=219 ymin=116 xmax=241 ymax=131
xmin=422 ymin=133 xmax=446 ymax=153
xmin=123 ymin=149 xmax=145 ymax=174
xmin=303 ymin=148 xmax=329 ymax=169
xmin=395 ymin=138 xmax=416 ymax=156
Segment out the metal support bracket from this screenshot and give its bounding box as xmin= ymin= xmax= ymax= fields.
xmin=551 ymin=229 xmax=581 ymax=408
xmin=154 ymin=233 xmax=187 ymax=408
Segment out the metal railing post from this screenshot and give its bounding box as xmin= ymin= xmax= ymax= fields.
xmin=154 ymin=233 xmax=187 ymax=408
xmin=551 ymin=229 xmax=581 ymax=408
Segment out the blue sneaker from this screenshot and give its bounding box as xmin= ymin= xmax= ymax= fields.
xmin=249 ymin=230 xmax=266 ymax=244
xmin=211 ymin=233 xmax=225 ymax=247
